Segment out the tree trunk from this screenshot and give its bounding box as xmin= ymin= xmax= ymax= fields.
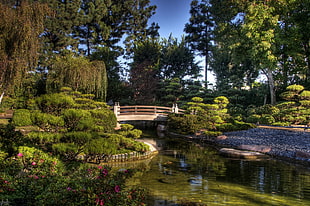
xmin=0 ymin=91 xmax=4 ymax=105
xmin=266 ymin=69 xmax=276 ymax=105
xmin=205 ymin=55 xmax=208 ymax=87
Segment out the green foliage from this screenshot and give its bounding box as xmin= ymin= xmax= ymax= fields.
xmin=204 ymin=130 xmax=222 ymax=137
xmin=259 ymin=114 xmax=276 ymax=125
xmin=244 ymin=85 xmax=310 ymax=125
xmin=300 ymin=91 xmax=310 ymax=100
xmin=246 ymin=114 xmax=261 ymax=124
xmin=0 ymin=124 xmax=23 ymax=158
xmin=215 ymin=123 xmax=237 ymax=132
xmin=214 ymin=96 xmax=229 ymax=107
xmin=215 ymin=121 xmax=255 ymax=132
xmin=62 ymin=109 xmax=91 ymax=132
xmin=31 ymin=111 xmax=64 ymax=132
xmin=287 ymin=84 xmax=304 ymax=92
xmin=52 ymin=143 xmax=79 ymax=156
xmin=26 ymin=132 xmax=62 ymax=145
xmin=90 ymin=109 xmax=117 ymax=133
xmin=1 ymin=152 xmax=146 ymax=205
xmin=168 ymin=114 xmax=204 ymax=134
xmin=61 ymin=132 xmax=93 ymax=147
xmin=12 ymin=109 xmax=32 ymax=126
xmin=36 ymin=93 xmax=74 ymax=115
xmin=256 ymin=104 xmax=280 ymax=115
xmin=97 ymin=134 xmax=150 ymax=154
xmin=118 ymin=124 xmax=143 ymax=139
xmin=85 ymin=138 xmax=118 ymax=155
xmin=169 ymin=96 xmax=233 ymax=134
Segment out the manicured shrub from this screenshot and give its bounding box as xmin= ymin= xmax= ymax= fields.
xmin=12 ymin=109 xmax=32 ymax=126
xmin=26 ymin=132 xmax=62 ymax=145
xmin=62 ymin=109 xmax=91 ymax=131
xmin=272 ymin=122 xmax=290 ymax=126
xmin=216 ymin=123 xmax=237 ymax=132
xmin=168 ymin=114 xmax=203 ymax=134
xmin=246 ymin=114 xmax=261 ymax=123
xmin=31 ymin=111 xmax=64 ymax=132
xmin=286 ymin=84 xmax=304 ymax=92
xmin=259 ymin=114 xmax=275 ymax=125
xmin=52 ymin=142 xmax=79 ymax=158
xmin=36 ymin=93 xmax=75 ymax=115
xmin=204 ymin=130 xmax=222 ymax=137
xmin=233 ymin=120 xmax=256 ymax=130
xmin=118 ymin=124 xmax=142 ymax=138
xmin=90 ymin=109 xmax=117 ymax=132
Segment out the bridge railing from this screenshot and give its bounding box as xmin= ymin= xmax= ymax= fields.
xmin=113 ymin=103 xmax=184 ymax=117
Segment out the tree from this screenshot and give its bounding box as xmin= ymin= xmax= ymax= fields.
xmin=184 ymin=0 xmax=214 ymax=84
xmin=290 ymin=0 xmax=310 ymax=84
xmin=130 ymin=38 xmax=161 ymax=104
xmin=46 ymin=53 xmax=107 ymax=100
xmin=241 ymin=1 xmax=279 ymax=104
xmin=0 ymin=1 xmax=49 ymax=103
xmin=160 ymin=36 xmax=201 ymax=80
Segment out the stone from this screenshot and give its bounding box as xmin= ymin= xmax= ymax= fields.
xmin=219 ymin=148 xmax=268 ymax=159
xmin=296 ymin=151 xmax=310 ymax=159
xmin=238 ymin=145 xmax=272 ymax=153
xmin=216 ymin=135 xmax=227 ymax=140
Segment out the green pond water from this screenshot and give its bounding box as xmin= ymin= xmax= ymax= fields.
xmin=121 ymin=138 xmax=310 ymax=205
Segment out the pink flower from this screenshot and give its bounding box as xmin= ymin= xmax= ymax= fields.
xmin=97 ymin=166 xmax=103 ymax=169
xmin=31 ymin=162 xmax=36 ymax=166
xmin=17 ymin=153 xmax=23 ymax=157
xmin=114 ymin=185 xmax=121 ymax=193
xmin=96 ymin=198 xmax=104 ymax=205
xmin=102 ymin=169 xmax=108 ymax=176
xmin=67 ymin=187 xmax=72 ymax=191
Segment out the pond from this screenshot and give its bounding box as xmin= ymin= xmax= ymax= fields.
xmin=123 ymin=137 xmax=310 ymax=206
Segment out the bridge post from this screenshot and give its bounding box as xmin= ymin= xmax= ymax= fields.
xmin=172 ymin=104 xmax=179 ymax=114
xmin=113 ymin=102 xmax=120 ymax=117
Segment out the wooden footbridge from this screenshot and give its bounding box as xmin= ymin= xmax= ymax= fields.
xmin=113 ymin=103 xmax=184 ymax=122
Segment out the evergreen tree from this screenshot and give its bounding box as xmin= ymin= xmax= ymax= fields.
xmin=130 ymin=38 xmax=161 ymax=104
xmin=184 ymin=0 xmax=214 ymax=85
xmin=160 ymin=36 xmax=201 ymax=80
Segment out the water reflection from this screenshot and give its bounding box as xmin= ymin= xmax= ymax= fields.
xmin=125 ymin=138 xmax=310 ymax=205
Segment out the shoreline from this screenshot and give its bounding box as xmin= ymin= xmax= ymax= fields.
xmin=213 ymin=127 xmax=310 ymax=167
xmin=166 ymin=127 xmax=310 ymax=167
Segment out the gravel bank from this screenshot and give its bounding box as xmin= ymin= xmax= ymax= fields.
xmin=215 ymin=127 xmax=310 ymax=164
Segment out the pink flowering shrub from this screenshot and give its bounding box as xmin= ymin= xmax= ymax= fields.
xmin=1 ymin=151 xmax=147 ymax=205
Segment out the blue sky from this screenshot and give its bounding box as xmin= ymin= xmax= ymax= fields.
xmin=149 ymin=0 xmax=215 ymax=84
xmin=149 ymin=0 xmax=192 ymax=39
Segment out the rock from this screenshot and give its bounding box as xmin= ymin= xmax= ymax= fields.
xmin=216 ymin=135 xmax=227 ymax=140
xmin=238 ymin=145 xmax=272 ymax=153
xmin=296 ymin=151 xmax=310 ymax=159
xmin=219 ymin=148 xmax=268 ymax=159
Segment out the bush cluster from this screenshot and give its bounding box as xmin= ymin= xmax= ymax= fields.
xmin=245 ymin=85 xmax=310 ymax=126
xmin=168 ymin=96 xmax=255 ymax=135
xmin=0 ymin=88 xmax=148 ymax=205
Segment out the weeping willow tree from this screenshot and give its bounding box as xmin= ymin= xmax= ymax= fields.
xmin=0 ymin=1 xmax=50 ymax=103
xmin=46 ymin=54 xmax=107 ymax=101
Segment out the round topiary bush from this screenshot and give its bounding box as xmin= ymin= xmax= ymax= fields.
xmin=12 ymin=109 xmax=32 ymax=126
